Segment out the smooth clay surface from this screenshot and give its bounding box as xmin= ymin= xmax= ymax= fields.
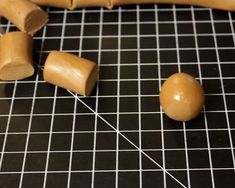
xmin=160 ymin=72 xmax=204 ymax=121
xmin=30 ymin=0 xmax=72 ymax=9
xmin=43 ymin=51 xmax=98 ymax=96
xmin=0 ymin=32 xmax=35 ymax=80
xmin=0 ymin=0 xmax=48 ymax=35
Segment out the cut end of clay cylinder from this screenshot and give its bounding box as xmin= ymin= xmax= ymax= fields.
xmin=0 ymin=64 xmax=34 ymax=80
xmin=25 ymin=9 xmax=48 ymax=35
xmin=43 ymin=51 xmax=98 ymax=96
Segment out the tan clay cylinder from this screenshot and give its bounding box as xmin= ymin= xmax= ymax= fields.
xmin=0 ymin=0 xmax=48 ymax=35
xmin=72 ymin=0 xmax=111 ymax=9
xmin=30 ymin=0 xmax=72 ymax=9
xmin=111 ymin=0 xmax=235 ymax=11
xmin=43 ymin=51 xmax=98 ymax=96
xmin=0 ymin=32 xmax=35 ymax=80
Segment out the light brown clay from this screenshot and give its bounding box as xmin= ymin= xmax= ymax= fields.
xmin=0 ymin=0 xmax=48 ymax=35
xmin=72 ymin=0 xmax=112 ymax=9
xmin=111 ymin=0 xmax=235 ymax=11
xmin=43 ymin=51 xmax=98 ymax=96
xmin=0 ymin=32 xmax=35 ymax=80
xmin=30 ymin=0 xmax=72 ymax=9
xmin=160 ymin=72 xmax=204 ymax=121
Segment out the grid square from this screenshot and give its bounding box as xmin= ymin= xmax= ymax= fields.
xmin=206 ymin=112 xmax=228 ymax=129
xmin=221 ymin=64 xmax=235 ymax=77
xmin=161 ymin=65 xmax=178 ymax=78
xmin=141 ymin=114 xmax=160 ymax=130
xmin=165 ymin=150 xmax=187 ymax=169
xmin=73 ymin=133 xmax=94 ymax=150
xmin=96 ymin=132 xmax=116 ymax=150
xmin=118 ymin=171 xmax=140 ymax=188
xmin=50 ymin=133 xmax=71 ymax=151
xmin=0 ymin=83 xmax=14 ymax=98
xmin=119 ymin=132 xmax=139 ymax=150
xmin=211 ymin=149 xmax=234 ymax=168
xmin=199 ymin=49 xmax=217 ymax=62
xmin=188 ymin=150 xmax=210 ymax=168
xmin=8 ymin=116 xmax=30 ymax=132
xmin=5 ymin=134 xmax=27 ymax=152
xmin=120 ymin=97 xmax=138 ymax=112
xmin=97 ymin=114 xmax=117 ymax=131
xmin=181 ymin=64 xmax=199 ymax=78
xmin=103 ymin=12 xmax=118 ymax=22
xmin=120 ymin=65 xmax=138 ymax=79
xmin=214 ymin=170 xmax=235 ymax=188
xmin=98 ymin=97 xmax=117 ymax=113
xmin=1 ymin=153 xmax=24 ymax=172
xmin=205 ymin=95 xmax=225 ymax=111
xmin=142 ymin=150 xmax=162 ymax=169
xmin=164 ymin=131 xmax=185 ymax=149
xmin=31 ymin=116 xmax=51 ymax=132
xmin=94 ymin=172 xmax=115 ymax=188
xmin=140 ymin=37 xmax=156 ymax=48
xmin=83 ymin=24 xmax=100 ymax=36
xmin=82 ymin=38 xmax=99 ymax=50
xmin=219 ymin=49 xmax=235 ymax=62
xmin=33 ymin=99 xmax=54 ymax=114
xmin=158 ymin=11 xmax=174 ymax=21
xmin=28 ymin=134 xmax=49 ymax=151
xmin=141 ymin=96 xmax=160 ymax=112
xmin=12 ymin=99 xmax=32 ymax=114
xmin=142 ymin=171 xmax=163 ymax=188
xmin=22 ymin=173 xmax=44 ymax=188
xmin=216 ymin=35 xmax=234 ymax=47
xmin=190 ymin=170 xmax=213 ymax=188
xmin=177 ymin=23 xmax=193 ymax=34
xmin=0 ymin=174 xmax=20 ymax=188
xmin=95 ymin=151 xmax=116 ymax=170
xmin=36 ymin=83 xmax=55 ymax=97
xmin=202 ymin=79 xmax=222 ymax=94
xmin=226 ymin=95 xmax=235 ymax=110
xmin=209 ymin=130 xmax=231 ymax=148
xmin=48 ymin=152 xmax=70 ymax=171
xmin=141 ymin=65 xmax=158 ymax=78
xmin=119 ymin=114 xmax=139 ymax=130
xmin=15 ymin=83 xmax=35 ymax=97
xmin=63 ymin=38 xmax=80 ymax=50
xmin=53 ymin=115 xmax=73 ymax=132
xmin=46 ymin=25 xmax=62 ymax=36
xmin=194 ymin=10 xmax=210 ymax=20
xmin=142 ymin=131 xmax=162 ymax=149
xmin=55 ymin=98 xmax=75 ymax=114
xmin=120 ymin=81 xmax=138 ymax=95
xmin=140 ymin=11 xmax=155 ymax=21
xmin=186 ymin=131 xmax=208 ymax=149
xmin=46 ymin=173 xmax=68 ymax=188
xmin=75 ymin=115 xmax=95 ymax=131
xmin=140 ymin=24 xmax=156 ymax=35
xmin=121 ymin=11 xmax=137 ymax=22
xmin=224 ymin=79 xmax=235 ymax=93
xmin=103 ymin=24 xmax=118 ymax=35
xmin=179 ymin=50 xmax=197 ymax=62
xmin=121 ymin=37 xmax=137 ymax=49
xmin=66 ymin=12 xmax=82 ymax=23
xmin=25 ymin=153 xmax=47 ymax=171
xmin=214 ymin=22 xmax=232 ymax=33
xmin=84 ymin=13 xmax=100 ymax=23
xmin=70 ymin=172 xmax=92 ymax=188
xmin=121 ymin=24 xmax=137 ymax=35
xmin=196 ymin=23 xmax=213 ymax=34
xmin=119 ymin=151 xmax=139 ymax=170
xmin=197 ymin=36 xmax=215 ymax=47
xmin=64 ymin=25 xmax=81 ymax=36
xmin=159 ymin=36 xmax=176 ymax=48
xmin=72 ymin=152 xmax=93 ymax=170
xmin=99 ymin=66 xmax=117 ymax=79
xmin=43 ymin=39 xmax=61 ymax=51
xmin=158 ymin=23 xmax=175 ymax=35
xmin=160 ymin=50 xmax=177 ymax=63
xmin=140 ymin=50 xmax=157 ymax=63
xmin=0 ymin=117 xmax=7 ymax=133
xmin=101 ymin=51 xmax=118 ymax=64
xmin=141 ymin=80 xmax=159 ymax=95
xmin=102 ymin=37 xmax=118 ymax=49
xmin=178 ymin=36 xmax=196 ymax=48
xmin=201 ymin=64 xmax=220 ymax=77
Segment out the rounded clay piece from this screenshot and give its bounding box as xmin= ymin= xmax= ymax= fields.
xmin=160 ymin=72 xmax=204 ymax=121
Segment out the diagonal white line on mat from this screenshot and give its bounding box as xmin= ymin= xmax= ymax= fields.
xmin=67 ymin=90 xmax=188 ymax=188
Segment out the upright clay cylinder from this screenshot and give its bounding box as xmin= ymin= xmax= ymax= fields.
xmin=0 ymin=0 xmax=48 ymax=35
xmin=30 ymin=0 xmax=72 ymax=9
xmin=0 ymin=32 xmax=35 ymax=80
xmin=43 ymin=51 xmax=98 ymax=96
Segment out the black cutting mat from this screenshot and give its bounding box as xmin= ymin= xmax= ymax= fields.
xmin=0 ymin=4 xmax=235 ymax=188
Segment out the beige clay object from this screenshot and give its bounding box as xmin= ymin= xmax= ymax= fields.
xmin=30 ymin=0 xmax=72 ymax=9
xmin=160 ymin=72 xmax=204 ymax=121
xmin=0 ymin=31 xmax=35 ymax=80
xmin=43 ymin=51 xmax=98 ymax=96
xmin=110 ymin=0 xmax=235 ymax=11
xmin=72 ymin=0 xmax=111 ymax=9
xmin=0 ymin=0 xmax=48 ymax=35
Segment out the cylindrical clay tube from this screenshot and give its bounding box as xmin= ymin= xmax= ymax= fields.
xmin=0 ymin=32 xmax=35 ymax=80
xmin=0 ymin=0 xmax=48 ymax=35
xmin=111 ymin=0 xmax=235 ymax=11
xmin=43 ymin=51 xmax=98 ymax=96
xmin=72 ymin=0 xmax=112 ymax=9
xmin=30 ymin=0 xmax=72 ymax=9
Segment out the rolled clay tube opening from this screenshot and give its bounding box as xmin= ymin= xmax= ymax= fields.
xmin=0 ymin=64 xmax=34 ymax=80
xmin=25 ymin=9 xmax=48 ymax=35
xmin=43 ymin=51 xmax=98 ymax=96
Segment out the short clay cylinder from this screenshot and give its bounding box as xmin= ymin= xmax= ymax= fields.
xmin=0 ymin=31 xmax=35 ymax=80
xmin=43 ymin=51 xmax=98 ymax=96
xmin=30 ymin=0 xmax=72 ymax=9
xmin=72 ymin=0 xmax=111 ymax=9
xmin=0 ymin=0 xmax=48 ymax=35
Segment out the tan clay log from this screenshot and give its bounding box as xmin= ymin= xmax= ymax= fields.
xmin=43 ymin=51 xmax=98 ymax=96
xmin=71 ymin=0 xmax=112 ymax=9
xmin=0 ymin=0 xmax=48 ymax=35
xmin=0 ymin=32 xmax=35 ymax=80
xmin=30 ymin=0 xmax=72 ymax=9
xmin=111 ymin=0 xmax=235 ymax=11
